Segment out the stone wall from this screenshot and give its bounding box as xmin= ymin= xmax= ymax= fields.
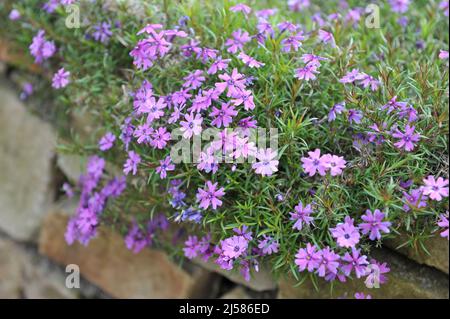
xmin=0 ymin=64 xmax=448 ymax=299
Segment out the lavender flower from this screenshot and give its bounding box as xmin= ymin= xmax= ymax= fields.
xmin=29 ymin=30 xmax=56 ymax=64
xmin=98 ymin=132 xmax=116 ymax=151
xmin=289 ymin=201 xmax=314 ymax=231
xmin=359 ymin=209 xmax=391 ymax=240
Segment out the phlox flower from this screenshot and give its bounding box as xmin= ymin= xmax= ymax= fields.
xmin=98 ymin=132 xmax=116 ymax=151
xmin=341 ymin=248 xmax=369 ymax=278
xmin=328 ymin=102 xmax=346 ymax=122
xmin=231 ymin=89 xmax=255 ymax=110
xmin=318 ymin=29 xmax=335 ymax=46
xmin=257 ymin=235 xmax=279 ymax=255
xmin=281 ymin=32 xmax=305 ymax=52
xmin=182 ymin=70 xmax=205 ymax=90
xmin=402 ymin=189 xmax=427 ymax=212
xmin=208 ymin=56 xmax=231 ymax=75
xmin=301 ymin=149 xmax=328 ymax=177
xmin=437 ymin=212 xmax=449 ymax=240
xmin=238 ymin=52 xmax=265 ymax=68
xmin=392 ymin=124 xmax=420 ymax=151
xmin=123 ymin=151 xmax=141 ymax=175
xmin=330 ymin=216 xmax=361 ymax=248
xmin=295 ymin=243 xmax=321 ymax=272
xmin=29 ymin=30 xmax=56 ymax=64
xmin=225 ymin=29 xmax=251 ymax=53
xmin=322 ymin=154 xmax=346 ymax=176
xmin=196 ymin=181 xmax=225 ymax=210
xmin=316 ymin=247 xmax=340 ymax=278
xmin=180 ymin=113 xmax=203 ymax=139
xmin=156 ymin=156 xmax=175 ymax=179
xmin=421 ymin=176 xmax=449 ymax=201
xmin=150 ymin=127 xmax=171 ymax=149
xmin=289 ymin=201 xmax=314 ymax=231
xmin=294 ymin=64 xmax=319 ymax=81
xmin=52 ymin=67 xmax=70 ymax=89
xmin=359 ymin=209 xmax=391 ymax=240
xmin=210 ymin=102 xmax=238 ymax=128
xmin=221 ymin=235 xmax=248 ymax=259
xmin=252 ymin=148 xmax=279 ymax=176
xmin=230 ymin=3 xmax=252 ymax=15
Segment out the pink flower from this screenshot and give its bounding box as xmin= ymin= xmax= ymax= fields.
xmin=210 ymin=102 xmax=238 ymax=128
xmin=225 ymin=29 xmax=251 ymax=53
xmin=230 ymin=3 xmax=252 ymax=15
xmin=437 ymin=212 xmax=449 ymax=240
xmin=252 ymin=148 xmax=279 ymax=176
xmin=215 ymin=68 xmax=246 ymax=97
xmin=422 ymin=176 xmax=449 ymax=201
xmin=341 ymin=248 xmax=369 ymax=278
xmin=196 ymin=181 xmax=225 ymax=210
xmin=322 ymin=154 xmax=346 ymax=176
xmin=150 ymin=127 xmax=171 ymax=149
xmin=439 ymin=50 xmax=449 ymax=60
xmin=359 ymin=209 xmax=391 ymax=241
xmin=281 ymin=32 xmax=305 ymax=52
xmin=208 ymin=56 xmax=230 ymax=75
xmin=339 ymin=68 xmax=364 ymax=84
xmin=180 ymin=113 xmax=203 ymax=138
xmin=294 ymin=64 xmax=319 ymax=81
xmin=156 ymin=156 xmax=175 ymax=179
xmin=318 ymin=29 xmax=335 ymax=46
xmin=238 ymin=52 xmax=264 ymax=68
xmin=231 ymin=89 xmax=255 ymax=110
xmin=142 ymin=97 xmax=167 ymax=123
xmin=289 ymin=201 xmax=314 ymax=231
xmin=301 ymin=149 xmax=328 ymax=176
xmin=98 ymin=132 xmax=116 ymax=151
xmin=123 ymin=151 xmax=141 ymax=175
xmin=52 ymin=68 xmax=70 ymax=89
xmin=182 ymin=70 xmax=205 ymax=89
xmin=316 ymin=247 xmax=340 ymax=278
xmin=330 ymin=216 xmax=361 ymax=248
xmin=221 ymin=235 xmax=248 ymax=258
xmin=392 ymin=124 xmax=420 ymax=152
xmin=295 ymin=243 xmax=321 ymax=272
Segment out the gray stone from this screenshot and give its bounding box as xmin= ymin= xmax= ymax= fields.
xmin=0 ymin=237 xmax=79 ymax=299
xmin=278 ymin=248 xmax=449 ymax=299
xmin=39 ymin=211 xmax=215 ymax=298
xmin=57 ymin=154 xmax=85 ymax=183
xmin=193 ymin=258 xmax=277 ymax=292
xmin=385 ymin=234 xmax=449 ymax=274
xmin=0 ymin=81 xmax=56 ymax=241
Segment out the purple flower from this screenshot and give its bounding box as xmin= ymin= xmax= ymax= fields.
xmin=295 ymin=243 xmax=321 ymax=272
xmin=125 ymin=222 xmax=150 ymax=253
xmin=328 ymin=102 xmax=346 ymax=122
xmin=318 ymin=29 xmax=335 ymax=46
xmin=225 ymin=29 xmax=251 ymax=53
xmin=9 ymin=9 xmax=21 ymax=20
xmin=330 ymin=216 xmax=361 ymax=248
xmin=156 ymin=156 xmax=175 ymax=179
xmin=231 ymin=89 xmax=255 ymax=111
xmin=301 ymin=54 xmax=328 ymax=67
xmin=62 ymin=183 xmax=74 ymax=198
xmin=208 ymin=56 xmax=231 ymax=75
xmin=281 ymin=32 xmax=305 ymax=52
xmin=402 ymin=188 xmax=427 ymax=212
xmin=238 ymin=52 xmax=264 ymax=68
xmin=294 ymin=64 xmax=319 ymax=81
xmin=339 ymin=69 xmax=364 ymax=84
xmin=20 ymin=82 xmax=33 ymax=100
xmin=288 ymin=0 xmax=310 ymax=11
xmin=422 ymin=176 xmax=449 ymax=201
xmin=150 ymin=127 xmax=171 ymax=149
xmin=322 ymin=154 xmax=346 ymax=176
xmin=183 ymin=70 xmax=205 ymax=89
xmin=183 ymin=236 xmax=200 ymax=259
xmin=196 ymin=181 xmax=225 ymax=210
xmin=180 ymin=113 xmax=203 ymax=138
xmin=215 ymin=68 xmax=246 ymax=97
xmin=389 ymin=0 xmax=411 ymax=13
xmin=392 ymin=124 xmax=420 ymax=151
xmin=440 ymin=1 xmax=449 ymax=16
xmin=301 ymin=149 xmax=328 ymax=177
xmin=437 ymin=212 xmax=449 ymax=240
xmin=52 ymin=68 xmax=70 ymax=89
xmin=365 ymin=259 xmax=390 ymax=286
xmin=359 ymin=209 xmax=391 ymax=240
xmin=316 ymin=247 xmax=340 ymax=278
xmin=143 ymin=97 xmax=167 ymax=123
xmin=439 ymin=50 xmax=449 ymax=60
xmin=221 ymin=235 xmax=248 ymax=258
xmin=289 ymin=201 xmax=314 ymax=231
xmin=230 ymin=3 xmax=252 ymax=15
xmin=92 ymin=22 xmax=113 ymax=43
xmin=355 ymin=293 xmax=372 ymax=299
xmin=178 ymin=207 xmax=203 ymax=224
xmin=29 ymin=30 xmax=56 ymax=64
xmin=134 ymin=123 xmax=153 ymax=144
xmin=358 ymin=74 xmax=380 ymax=91
xmin=341 ymin=248 xmax=369 ymax=278
xmin=98 ymin=132 xmax=116 ymax=151
xmin=252 ymin=148 xmax=279 ymax=176
xmin=348 ymin=109 xmax=363 ymax=124
xmin=257 ymin=235 xmax=279 ymax=255
xmin=210 ymin=102 xmax=238 ymax=128
xmin=123 ymin=151 xmax=141 ymax=175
